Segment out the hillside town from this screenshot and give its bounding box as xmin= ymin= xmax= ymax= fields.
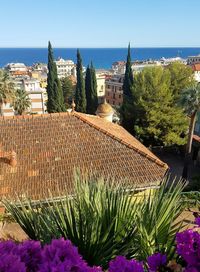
xmin=1 ymin=0 xmax=200 ymax=270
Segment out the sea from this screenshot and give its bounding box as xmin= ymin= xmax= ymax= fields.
xmin=0 ymin=48 xmax=200 ymax=69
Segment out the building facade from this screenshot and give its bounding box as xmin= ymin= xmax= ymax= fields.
xmin=187 ymin=55 xmax=200 ymax=65
xmin=55 ymin=58 xmax=76 ymax=78
xmin=105 ymin=75 xmax=124 ymax=107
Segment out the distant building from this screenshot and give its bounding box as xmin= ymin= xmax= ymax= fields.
xmin=187 ymin=55 xmax=200 ymax=65
xmin=105 ymin=75 xmax=124 ymax=107
xmin=5 ymin=63 xmax=27 ymax=73
xmin=112 ymin=61 xmax=126 ymax=74
xmin=96 ymin=71 xmax=106 ymax=103
xmin=55 ymin=58 xmax=76 ymax=78
xmin=191 ymin=64 xmax=200 ymax=82
xmin=2 ymin=78 xmax=46 ymax=116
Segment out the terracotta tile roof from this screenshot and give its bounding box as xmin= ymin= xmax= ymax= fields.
xmin=0 ymin=112 xmax=168 ymax=200
xmin=193 ymin=134 xmax=200 ymax=142
xmin=192 ymin=64 xmax=200 ymax=71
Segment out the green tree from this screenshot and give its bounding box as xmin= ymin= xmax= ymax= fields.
xmin=0 ymin=70 xmax=16 ymax=116
xmin=46 ymin=41 xmax=65 ymax=113
xmin=133 ymin=66 xmax=188 ymax=146
xmin=167 ymin=61 xmax=195 ymax=100
xmin=85 ymin=62 xmax=98 ymax=114
xmin=121 ymin=43 xmax=134 ymax=133
xmin=179 ymin=83 xmax=200 ymax=179
xmin=11 ymin=89 xmax=31 ymax=115
xmin=75 ymin=49 xmax=86 ymax=112
xmin=60 ymin=76 xmax=74 ymax=108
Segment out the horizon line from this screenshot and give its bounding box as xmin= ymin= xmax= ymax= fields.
xmin=0 ymin=46 xmax=200 ymax=49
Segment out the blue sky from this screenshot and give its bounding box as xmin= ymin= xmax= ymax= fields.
xmin=0 ymin=0 xmax=200 ymax=47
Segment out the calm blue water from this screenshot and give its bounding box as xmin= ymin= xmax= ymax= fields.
xmin=0 ymin=48 xmax=200 ymax=69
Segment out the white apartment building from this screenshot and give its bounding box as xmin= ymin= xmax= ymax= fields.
xmin=55 ymin=58 xmax=76 ymax=78
xmin=187 ymin=55 xmax=200 ymax=65
xmin=5 ymin=63 xmax=27 ymax=72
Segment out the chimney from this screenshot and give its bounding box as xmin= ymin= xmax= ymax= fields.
xmin=0 ymin=147 xmax=17 ymax=167
xmin=96 ymin=99 xmax=114 ymax=122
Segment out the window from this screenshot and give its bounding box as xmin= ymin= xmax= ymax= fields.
xmin=113 ymin=93 xmax=115 ymax=99
xmin=119 ymin=95 xmax=121 ymax=99
xmin=113 ymin=101 xmax=115 ymax=105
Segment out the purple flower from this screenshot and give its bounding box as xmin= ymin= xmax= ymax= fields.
xmin=195 ymin=217 xmax=200 ymax=227
xmin=147 ymin=253 xmax=167 ymax=272
xmin=0 ymin=240 xmax=17 ymax=255
xmin=108 ymin=256 xmax=144 ymax=272
xmin=176 ymin=229 xmax=200 ymax=268
xmin=0 ymin=254 xmax=26 ymax=272
xmin=18 ymin=240 xmax=42 ymax=271
xmin=39 ymin=238 xmax=101 ymax=272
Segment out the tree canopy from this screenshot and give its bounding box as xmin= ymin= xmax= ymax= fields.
xmin=46 ymin=41 xmax=66 ymax=113
xmin=131 ymin=66 xmax=188 ymax=146
xmin=60 ymin=76 xmax=75 ymax=109
xmin=12 ymin=89 xmax=31 ymax=115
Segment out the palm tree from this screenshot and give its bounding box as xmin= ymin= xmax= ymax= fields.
xmin=12 ymin=89 xmax=31 ymax=115
xmin=179 ymin=83 xmax=200 ymax=179
xmin=0 ymin=70 xmax=16 ymax=115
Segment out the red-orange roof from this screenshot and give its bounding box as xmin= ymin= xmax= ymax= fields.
xmin=0 ymin=112 xmax=168 ymax=200
xmin=192 ymin=64 xmax=200 ymax=71
xmin=193 ymin=134 xmax=200 ymax=142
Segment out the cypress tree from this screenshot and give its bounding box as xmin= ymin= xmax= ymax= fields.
xmin=75 ymin=49 xmax=86 ymax=112
xmin=121 ymin=43 xmax=134 ymax=133
xmin=85 ymin=62 xmax=98 ymax=114
xmin=46 ymin=41 xmax=66 ymax=113
xmin=123 ymin=43 xmax=134 ymax=97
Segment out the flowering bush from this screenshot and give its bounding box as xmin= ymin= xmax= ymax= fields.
xmin=0 ymin=217 xmax=200 ymax=271
xmin=147 ymin=253 xmax=167 ymax=272
xmin=0 ymin=238 xmax=101 ymax=272
xmin=108 ymin=256 xmax=144 ymax=272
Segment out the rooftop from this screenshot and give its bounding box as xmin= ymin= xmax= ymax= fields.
xmin=0 ymin=112 xmax=168 ymax=200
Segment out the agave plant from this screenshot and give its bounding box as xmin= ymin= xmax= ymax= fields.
xmin=3 ymin=173 xmax=185 ymax=268
xmin=133 ymin=177 xmax=186 ymax=261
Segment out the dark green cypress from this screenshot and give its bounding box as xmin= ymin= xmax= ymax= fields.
xmin=85 ymin=62 xmax=98 ymax=114
xmin=121 ymin=43 xmax=135 ymax=133
xmin=122 ymin=43 xmax=134 ymax=97
xmin=75 ymin=49 xmax=86 ymax=112
xmin=46 ymin=41 xmax=66 ymax=113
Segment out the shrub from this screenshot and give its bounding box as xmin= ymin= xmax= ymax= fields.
xmin=3 ymin=174 xmax=185 ymax=267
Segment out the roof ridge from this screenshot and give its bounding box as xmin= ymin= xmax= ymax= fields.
xmin=73 ymin=112 xmax=168 ymax=170
xmin=0 ymin=112 xmax=71 ymax=120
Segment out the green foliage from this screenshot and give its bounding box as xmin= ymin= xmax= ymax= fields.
xmin=0 ymin=70 xmax=16 ymax=115
xmin=85 ymin=63 xmax=98 ymax=115
xmin=179 ymin=83 xmax=200 ymax=116
xmin=167 ymin=61 xmax=195 ymax=100
xmin=133 ymin=66 xmax=188 ymax=146
xmin=3 ymin=174 xmax=185 ymax=267
xmin=11 ymin=89 xmax=31 ymax=115
xmin=75 ymin=49 xmax=86 ymax=113
xmin=134 ymin=178 xmax=185 ymax=261
xmin=46 ymin=41 xmax=66 ymax=113
xmin=60 ymin=76 xmax=75 ymax=108
xmin=121 ymin=44 xmax=135 ymax=133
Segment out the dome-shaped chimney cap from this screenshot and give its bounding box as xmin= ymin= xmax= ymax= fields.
xmin=96 ymin=99 xmax=114 ymax=122
xmin=96 ymin=101 xmax=114 ymax=115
